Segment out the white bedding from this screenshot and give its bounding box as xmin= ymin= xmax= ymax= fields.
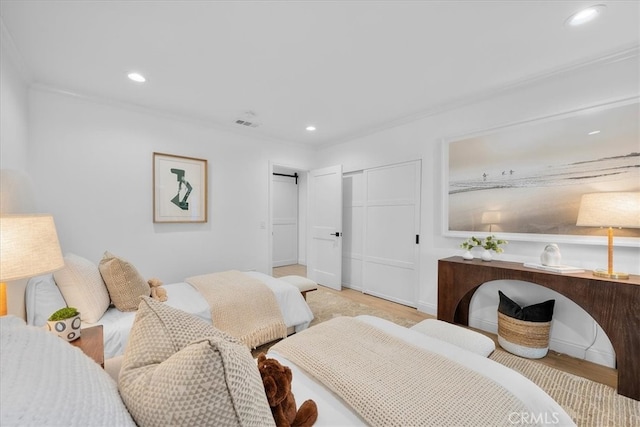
xmin=268 ymin=315 xmax=575 ymax=427
xmin=1 ymin=316 xmax=135 ymax=426
xmin=95 ymin=271 xmax=313 ymax=358
xmin=27 ymin=271 xmax=314 ymax=359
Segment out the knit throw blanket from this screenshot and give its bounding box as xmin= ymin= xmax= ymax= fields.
xmin=272 ymin=317 xmax=532 ymax=427
xmin=186 ymin=270 xmax=287 ymax=349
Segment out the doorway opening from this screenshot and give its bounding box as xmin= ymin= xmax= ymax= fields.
xmin=269 ymin=163 xmax=308 ymax=273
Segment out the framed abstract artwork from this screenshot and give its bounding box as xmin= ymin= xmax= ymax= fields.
xmin=443 ymin=98 xmax=640 ymax=244
xmin=153 ymin=152 xmax=208 ymax=223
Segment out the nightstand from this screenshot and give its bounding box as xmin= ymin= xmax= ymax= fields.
xmin=70 ymin=325 xmax=104 ymax=368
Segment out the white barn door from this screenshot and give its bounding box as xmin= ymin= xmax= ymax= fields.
xmin=272 ymin=173 xmax=298 ymax=267
xmin=307 ymin=165 xmax=343 ymax=290
xmin=362 ymin=161 xmax=421 ymax=307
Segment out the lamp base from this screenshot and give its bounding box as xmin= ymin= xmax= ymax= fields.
xmin=0 ymin=282 xmax=6 ymax=316
xmin=593 ymin=269 xmax=630 ymax=280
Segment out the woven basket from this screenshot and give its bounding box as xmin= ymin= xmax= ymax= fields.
xmin=497 ymin=311 xmax=551 ymax=359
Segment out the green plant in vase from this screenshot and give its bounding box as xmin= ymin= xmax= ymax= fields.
xmin=48 ymin=307 xmax=79 ymax=321
xmin=460 ymin=235 xmax=507 ymax=261
xmin=479 ymin=235 xmax=507 ymax=261
xmin=47 ymin=306 xmax=81 ymax=341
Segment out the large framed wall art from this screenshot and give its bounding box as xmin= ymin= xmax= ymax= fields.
xmin=153 ymin=152 xmax=208 ymax=223
xmin=443 ymin=99 xmax=640 ymax=244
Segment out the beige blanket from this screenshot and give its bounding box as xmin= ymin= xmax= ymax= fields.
xmin=186 ymin=270 xmax=287 ymax=349
xmin=272 ymin=317 xmax=531 ymax=427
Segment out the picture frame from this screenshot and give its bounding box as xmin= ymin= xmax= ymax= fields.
xmin=153 ymin=152 xmax=208 ymax=223
xmin=442 ymin=98 xmax=640 ymax=246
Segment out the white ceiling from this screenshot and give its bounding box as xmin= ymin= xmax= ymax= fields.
xmin=1 ymin=1 xmax=638 ymax=147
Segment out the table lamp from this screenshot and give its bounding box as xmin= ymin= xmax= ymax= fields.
xmin=0 ymin=214 xmax=64 ymax=316
xmin=576 ymin=192 xmax=640 ymax=280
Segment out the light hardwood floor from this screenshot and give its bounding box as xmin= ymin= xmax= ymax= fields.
xmin=273 ymin=264 xmax=617 ymax=389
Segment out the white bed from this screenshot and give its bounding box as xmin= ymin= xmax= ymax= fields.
xmin=267 ymin=315 xmax=575 ymax=426
xmin=26 ymin=271 xmax=314 ymax=359
xmin=104 ymin=300 xmax=575 ymax=427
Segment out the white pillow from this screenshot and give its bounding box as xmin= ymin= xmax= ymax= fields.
xmin=53 ymin=253 xmax=111 ymax=323
xmin=410 ymin=319 xmax=496 ymax=357
xmin=25 ymin=274 xmax=67 ymax=326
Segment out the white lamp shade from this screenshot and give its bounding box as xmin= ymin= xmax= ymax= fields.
xmin=576 ymin=192 xmax=640 ymax=228
xmin=0 ymin=214 xmax=64 ymax=282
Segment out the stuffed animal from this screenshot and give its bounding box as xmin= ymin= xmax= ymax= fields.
xmin=257 ymin=353 xmax=317 ymax=427
xmin=147 ymin=277 xmax=168 ymax=302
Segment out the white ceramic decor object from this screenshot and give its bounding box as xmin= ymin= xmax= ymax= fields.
xmin=540 ymin=244 xmax=562 ymax=266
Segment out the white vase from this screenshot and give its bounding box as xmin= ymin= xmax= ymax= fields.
xmin=462 ymin=250 xmax=474 ymax=260
xmin=46 ymin=314 xmax=81 ymax=342
xmin=481 ymin=249 xmax=493 ymax=262
xmin=541 ymin=244 xmax=562 ymax=266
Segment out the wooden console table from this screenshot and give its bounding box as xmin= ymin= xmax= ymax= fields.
xmin=437 ymin=256 xmax=640 ymax=401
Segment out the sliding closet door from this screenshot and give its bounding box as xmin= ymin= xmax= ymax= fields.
xmin=362 ymin=160 xmax=421 ymax=307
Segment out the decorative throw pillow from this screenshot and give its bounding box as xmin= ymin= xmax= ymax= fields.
xmin=119 ymin=297 xmax=274 ymax=427
xmin=98 ymin=251 xmax=150 ymax=311
xmin=52 ymin=254 xmax=110 ymax=323
xmin=25 ymin=274 xmax=68 ymax=326
xmin=498 ymin=291 xmax=555 ymax=322
xmin=498 ymin=291 xmax=555 ymax=359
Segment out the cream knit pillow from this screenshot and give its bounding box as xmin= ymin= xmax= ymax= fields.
xmin=98 ymin=251 xmax=149 ymax=311
xmin=53 ymin=253 xmax=110 ymax=323
xmin=119 ymin=297 xmax=274 ymax=427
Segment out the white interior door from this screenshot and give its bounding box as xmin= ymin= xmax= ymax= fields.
xmin=272 ymin=174 xmax=298 ymax=267
xmin=307 ymin=165 xmax=343 ymax=290
xmin=362 ymin=160 xmax=421 ymax=307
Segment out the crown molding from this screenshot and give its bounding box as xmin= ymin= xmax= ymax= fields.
xmin=29 ymin=83 xmax=309 ymax=150
xmin=317 ymin=44 xmax=640 ymax=149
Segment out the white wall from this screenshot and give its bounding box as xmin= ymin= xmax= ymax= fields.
xmin=317 ymin=54 xmax=640 ymax=367
xmin=0 ymin=36 xmax=28 ymax=174
xmin=0 ymin=37 xmax=37 ymax=319
xmin=27 ymin=88 xmax=315 ymax=286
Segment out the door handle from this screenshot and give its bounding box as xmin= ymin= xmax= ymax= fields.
xmin=330 ymin=232 xmax=342 ymax=237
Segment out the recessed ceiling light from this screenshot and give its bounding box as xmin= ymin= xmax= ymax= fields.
xmin=588 ymin=130 xmax=601 ymax=135
xmin=127 ymin=72 xmax=146 ymax=83
xmin=306 ymin=126 xmax=316 ymax=132
xmin=565 ymin=4 xmax=606 ymax=27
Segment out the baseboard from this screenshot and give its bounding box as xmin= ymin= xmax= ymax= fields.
xmin=584 ymin=347 xmax=616 ymax=368
xmin=342 ymin=283 xmax=363 ymax=292
xmin=363 ymin=290 xmax=417 ymax=308
xmin=417 ymin=301 xmax=436 ymax=316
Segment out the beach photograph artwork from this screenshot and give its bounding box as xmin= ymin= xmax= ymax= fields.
xmin=447 ymin=101 xmax=640 ymax=237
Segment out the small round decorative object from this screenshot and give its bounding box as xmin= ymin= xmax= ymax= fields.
xmin=47 ymin=314 xmax=82 ymax=342
xmin=541 ymin=244 xmax=562 ymax=266
xmin=462 ymin=250 xmax=474 ymax=260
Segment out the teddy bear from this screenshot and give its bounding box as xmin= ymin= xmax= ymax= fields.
xmin=147 ymin=277 xmax=168 ymax=302
xmin=257 ymin=353 xmax=317 ymax=427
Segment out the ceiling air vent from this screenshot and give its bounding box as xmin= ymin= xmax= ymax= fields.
xmin=235 ymin=119 xmax=259 ymax=128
